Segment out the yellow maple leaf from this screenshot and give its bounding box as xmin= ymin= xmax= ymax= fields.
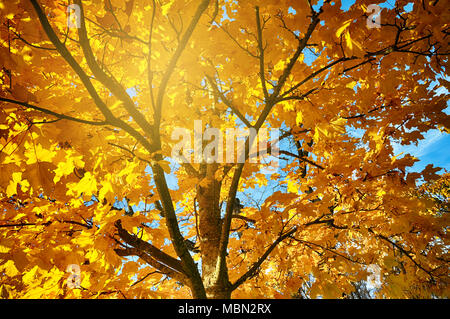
xmin=1 ymin=260 xmax=19 ymax=277
xmin=24 ymin=143 xmax=56 ymax=164
xmin=53 ymin=159 xmax=75 ymax=183
xmin=6 ymin=172 xmax=22 ymax=197
xmin=98 ymin=179 xmax=114 ymax=202
xmin=161 ymin=1 xmax=173 ymax=16
xmin=344 ymin=30 xmax=353 ymax=51
xmin=336 ymin=19 xmax=352 ymax=38
xmin=23 ymin=266 xmax=41 ymax=285
xmin=67 ymin=172 xmax=98 ymax=197
xmin=287 ymin=179 xmax=298 ymax=193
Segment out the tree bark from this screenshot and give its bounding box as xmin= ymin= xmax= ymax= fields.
xmin=197 ymin=163 xmax=232 ymax=298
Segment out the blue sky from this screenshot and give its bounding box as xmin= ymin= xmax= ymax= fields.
xmin=392 ymin=124 xmax=450 ymax=173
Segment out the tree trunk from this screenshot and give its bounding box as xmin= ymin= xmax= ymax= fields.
xmin=196 ymin=163 xmax=232 ymax=299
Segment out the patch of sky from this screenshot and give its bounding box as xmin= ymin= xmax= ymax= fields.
xmin=312 ymin=0 xmax=324 ymax=12
xmin=378 ymin=0 xmax=396 ymax=9
xmin=393 ymin=129 xmax=450 ymax=173
xmin=220 ymin=1 xmax=236 ymax=24
xmin=403 ymin=2 xmax=414 ymax=12
xmin=126 ymin=87 xmax=138 ymax=97
xmin=340 ymin=0 xmax=356 ymax=11
xmin=303 ymin=48 xmax=319 ymax=67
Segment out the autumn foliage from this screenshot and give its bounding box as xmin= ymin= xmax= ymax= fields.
xmin=0 ymin=0 xmax=449 ymax=299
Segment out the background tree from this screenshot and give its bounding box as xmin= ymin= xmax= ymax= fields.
xmin=0 ymin=0 xmax=448 ymax=299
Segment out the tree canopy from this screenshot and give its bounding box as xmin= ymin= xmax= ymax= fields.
xmin=0 ymin=0 xmax=449 ymax=299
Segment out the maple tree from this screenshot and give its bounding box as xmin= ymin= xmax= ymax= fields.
xmin=0 ymin=0 xmax=449 ymax=299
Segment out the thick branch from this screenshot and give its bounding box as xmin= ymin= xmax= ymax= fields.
xmin=114 ymin=219 xmax=185 ymax=275
xmin=150 ymin=163 xmax=206 ymax=298
xmin=114 ymin=247 xmax=189 ymax=285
